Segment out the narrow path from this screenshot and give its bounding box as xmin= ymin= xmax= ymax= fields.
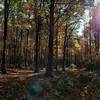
xmin=0 ymin=69 xmax=46 ymax=99
xmin=0 ymin=69 xmax=45 ymax=81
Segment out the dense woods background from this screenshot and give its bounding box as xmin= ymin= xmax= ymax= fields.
xmin=0 ymin=0 xmax=100 ymax=99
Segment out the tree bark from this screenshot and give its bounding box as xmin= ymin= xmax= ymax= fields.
xmin=1 ymin=0 xmax=9 ymax=73
xmin=34 ymin=14 xmax=42 ymax=73
xmin=46 ymin=0 xmax=55 ymax=76
xmin=62 ymin=26 xmax=68 ymax=71
xmin=55 ymin=25 xmax=58 ymax=71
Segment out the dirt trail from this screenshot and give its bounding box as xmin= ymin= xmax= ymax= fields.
xmin=0 ymin=69 xmax=45 ymax=99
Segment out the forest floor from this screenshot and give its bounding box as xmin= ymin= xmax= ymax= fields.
xmin=0 ymin=67 xmax=100 ymax=100
xmin=0 ymin=68 xmax=44 ymax=81
xmin=0 ymin=68 xmax=45 ymax=99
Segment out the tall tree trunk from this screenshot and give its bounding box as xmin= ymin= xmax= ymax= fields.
xmin=34 ymin=14 xmax=42 ymax=73
xmin=19 ymin=29 xmax=23 ymax=68
xmin=89 ymin=31 xmax=92 ymax=60
xmin=1 ymin=0 xmax=9 ymax=73
xmin=25 ymin=29 xmax=29 ymax=67
xmin=62 ymin=25 xmax=68 ymax=71
xmin=34 ymin=18 xmax=39 ymax=73
xmin=46 ymin=0 xmax=55 ymax=76
xmin=55 ymin=25 xmax=58 ymax=71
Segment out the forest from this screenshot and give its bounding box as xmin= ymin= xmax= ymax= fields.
xmin=0 ymin=0 xmax=100 ymax=99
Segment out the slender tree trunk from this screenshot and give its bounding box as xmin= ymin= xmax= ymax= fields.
xmin=62 ymin=36 xmax=66 ymax=71
xmin=89 ymin=31 xmax=92 ymax=60
xmin=97 ymin=32 xmax=100 ymax=52
xmin=19 ymin=29 xmax=23 ymax=68
xmin=1 ymin=0 xmax=9 ymax=73
xmin=25 ymin=30 xmax=29 ymax=67
xmin=34 ymin=19 xmax=39 ymax=73
xmin=46 ymin=0 xmax=55 ymax=77
xmin=34 ymin=14 xmax=42 ymax=73
xmin=55 ymin=26 xmax=58 ymax=71
xmin=62 ymin=26 xmax=68 ymax=71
